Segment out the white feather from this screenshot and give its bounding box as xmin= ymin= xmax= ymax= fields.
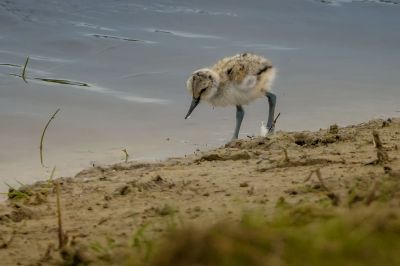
xmin=260 ymin=121 xmax=268 ymax=137
xmin=238 ymin=75 xmax=257 ymax=90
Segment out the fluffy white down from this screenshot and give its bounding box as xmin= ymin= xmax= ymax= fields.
xmin=208 ymin=69 xmax=276 ymax=107
xmin=208 ymin=84 xmax=265 ymax=106
xmin=260 ymin=121 xmax=268 ymax=137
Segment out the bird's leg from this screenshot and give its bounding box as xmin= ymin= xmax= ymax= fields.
xmin=266 ymin=92 xmax=277 ymax=133
xmin=232 ymin=105 xmax=245 ymax=140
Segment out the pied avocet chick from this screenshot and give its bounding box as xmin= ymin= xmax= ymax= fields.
xmin=185 ymin=53 xmax=277 ymax=140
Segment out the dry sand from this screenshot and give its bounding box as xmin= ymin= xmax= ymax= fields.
xmin=0 ymin=118 xmax=399 ymax=265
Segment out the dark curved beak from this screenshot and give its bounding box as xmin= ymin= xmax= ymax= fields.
xmin=185 ymin=97 xmax=200 ymax=119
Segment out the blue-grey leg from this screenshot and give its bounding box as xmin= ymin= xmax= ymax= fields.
xmin=266 ymin=92 xmax=277 ymax=133
xmin=232 ymin=105 xmax=245 ymax=140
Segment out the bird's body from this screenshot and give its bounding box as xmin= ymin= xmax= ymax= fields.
xmin=207 ymin=53 xmax=276 ymax=107
xmin=185 ymin=53 xmax=277 ymax=140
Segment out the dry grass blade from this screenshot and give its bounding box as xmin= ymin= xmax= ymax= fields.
xmin=273 ymin=112 xmax=281 ymax=125
xmin=55 ymin=181 xmax=65 ymax=249
xmin=372 ymin=130 xmax=383 ymax=149
xmin=304 ymin=170 xmax=314 ymax=183
xmin=40 ymin=108 xmax=60 ymax=167
xmin=49 ymin=166 xmax=56 ymax=181
xmin=315 ymin=168 xmax=330 ymax=192
xmin=21 ymin=56 xmax=29 ymax=83
xmin=122 ymin=149 xmax=129 ymax=163
xmin=304 ymin=168 xmax=330 ymax=192
xmin=373 ymin=130 xmax=389 ymax=163
xmin=365 ymin=180 xmax=380 ymax=205
xmin=366 ymin=131 xmax=389 ymax=165
xmin=282 ymin=148 xmax=290 ymax=162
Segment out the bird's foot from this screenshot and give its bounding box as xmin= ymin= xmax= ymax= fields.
xmin=226 ymin=138 xmax=241 ymax=148
xmin=267 ymin=125 xmax=275 ymax=135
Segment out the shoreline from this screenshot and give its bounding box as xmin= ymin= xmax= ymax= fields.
xmin=0 ymin=117 xmax=399 ymax=265
xmin=1 ymin=112 xmax=397 ymax=196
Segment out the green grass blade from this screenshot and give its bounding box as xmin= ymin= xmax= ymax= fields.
xmin=21 ymin=56 xmax=29 ymax=83
xmin=40 ymin=108 xmax=60 ymax=167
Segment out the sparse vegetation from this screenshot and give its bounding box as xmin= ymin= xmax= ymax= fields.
xmin=141 ymin=205 xmax=400 ymax=266
xmin=0 ymin=118 xmax=399 ymax=265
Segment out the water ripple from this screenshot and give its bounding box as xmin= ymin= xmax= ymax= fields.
xmin=129 ymin=3 xmax=237 ymax=17
xmin=234 ymin=42 xmax=299 ymax=51
xmin=313 ymin=0 xmax=400 ymax=6
xmin=148 ymin=28 xmax=221 ymax=39
xmin=88 ymin=34 xmax=158 ymax=44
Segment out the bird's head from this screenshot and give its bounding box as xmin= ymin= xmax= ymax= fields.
xmin=185 ymin=68 xmax=219 ymax=119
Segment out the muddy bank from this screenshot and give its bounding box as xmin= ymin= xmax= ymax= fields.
xmin=0 ymin=118 xmax=399 ymax=265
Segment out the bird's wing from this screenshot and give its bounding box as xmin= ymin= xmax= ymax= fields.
xmin=212 ymin=53 xmax=274 ymax=91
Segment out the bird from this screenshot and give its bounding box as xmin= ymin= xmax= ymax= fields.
xmin=184 ymin=53 xmax=277 ymax=140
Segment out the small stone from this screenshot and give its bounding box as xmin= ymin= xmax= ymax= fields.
xmin=153 ymin=175 xmax=163 ymax=183
xmin=284 ymin=189 xmax=298 ymax=195
xmin=9 ymin=204 xmax=35 ymax=222
xmin=327 ymin=192 xmax=340 ymax=206
xmin=193 ymin=206 xmax=202 ymax=212
xmin=313 ymin=184 xmax=322 ymax=190
xmin=384 ymin=166 xmax=392 ymax=174
xmin=114 ymin=185 xmax=131 ymax=196
xmin=247 ymin=187 xmax=255 ymax=195
xmin=230 ymin=151 xmax=251 ymax=161
xmin=294 ymin=133 xmax=311 ymax=146
xmin=156 ymin=204 xmax=176 ymax=216
xmin=239 ymin=182 xmax=249 ymax=187
xmin=329 ymin=124 xmax=339 ymax=134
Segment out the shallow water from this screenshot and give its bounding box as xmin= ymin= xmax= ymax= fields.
xmin=0 ymin=0 xmax=399 ymax=194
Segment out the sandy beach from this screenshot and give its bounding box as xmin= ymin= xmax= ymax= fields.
xmin=0 ymin=117 xmax=399 ymax=265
